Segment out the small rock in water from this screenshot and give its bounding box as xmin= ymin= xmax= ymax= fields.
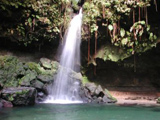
xmin=1 ymin=100 xmax=13 ymax=108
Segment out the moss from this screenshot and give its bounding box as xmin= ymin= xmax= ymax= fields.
xmin=27 ymin=62 xmax=38 ymax=71
xmin=15 ymin=90 xmax=28 ymax=95
xmin=8 ymin=95 xmax=14 ymax=101
xmin=2 ymin=93 xmax=14 ymax=102
xmin=0 ymin=55 xmax=58 ymax=88
xmin=82 ymin=75 xmax=90 ymax=85
xmin=105 ymin=89 xmax=117 ymax=102
xmin=36 ymin=64 xmax=56 ymax=75
xmin=19 ymin=72 xmax=37 ymax=86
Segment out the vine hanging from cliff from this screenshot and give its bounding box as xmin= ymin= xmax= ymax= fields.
xmin=82 ymin=0 xmax=157 ymax=64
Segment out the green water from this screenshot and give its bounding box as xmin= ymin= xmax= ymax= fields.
xmin=0 ymin=104 xmax=160 ymax=120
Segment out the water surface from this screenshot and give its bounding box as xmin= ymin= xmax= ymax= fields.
xmin=0 ymin=104 xmax=160 ymax=120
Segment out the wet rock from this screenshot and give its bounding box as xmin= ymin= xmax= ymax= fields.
xmin=1 ymin=99 xmax=13 ymax=108
xmin=70 ymin=72 xmax=83 ymax=81
xmin=36 ymin=65 xmax=57 ymax=75
xmin=102 ymin=95 xmax=111 ymax=103
xmin=51 ymin=61 xmax=59 ymax=70
xmin=37 ymin=92 xmax=47 ymax=102
xmin=37 ymin=75 xmax=53 ymax=83
xmin=31 ymin=80 xmax=44 ymax=89
xmin=1 ymin=87 xmax=37 ymax=106
xmin=19 ymin=72 xmax=37 ymax=86
xmin=40 ymin=58 xmax=52 ymax=69
xmin=80 ymin=82 xmax=117 ymax=104
xmin=95 ymin=85 xmax=103 ymax=96
xmin=104 ymin=89 xmax=117 ymax=103
xmin=84 ymin=87 xmax=92 ymax=99
xmin=85 ymin=83 xmax=97 ymax=95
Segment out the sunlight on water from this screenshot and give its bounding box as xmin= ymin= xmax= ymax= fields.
xmin=43 ymin=99 xmax=83 ymax=104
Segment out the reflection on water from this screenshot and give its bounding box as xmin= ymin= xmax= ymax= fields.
xmin=0 ymin=104 xmax=160 ymax=120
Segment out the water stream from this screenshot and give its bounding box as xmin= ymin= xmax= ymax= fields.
xmin=45 ymin=9 xmax=83 ymax=104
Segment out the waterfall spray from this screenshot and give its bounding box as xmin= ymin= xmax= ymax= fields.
xmin=45 ymin=8 xmax=83 ymax=104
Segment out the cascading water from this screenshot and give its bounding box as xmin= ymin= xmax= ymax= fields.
xmin=45 ymin=9 xmax=83 ymax=104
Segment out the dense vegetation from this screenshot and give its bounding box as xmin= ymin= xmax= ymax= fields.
xmin=0 ymin=0 xmax=159 ymax=62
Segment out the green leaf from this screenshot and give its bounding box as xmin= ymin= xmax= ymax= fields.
xmin=108 ymin=24 xmax=113 ymax=31
xmin=120 ymin=28 xmax=125 ymax=37
xmin=147 ymin=25 xmax=150 ymax=31
xmin=105 ymin=2 xmax=111 ymax=7
xmin=121 ymin=38 xmax=128 ymax=45
xmin=149 ymin=33 xmax=153 ymax=40
xmin=140 ymin=21 xmax=145 ymax=25
xmin=36 ymin=15 xmax=40 ymax=19
xmin=139 ymin=30 xmax=143 ymax=36
xmin=154 ymin=35 xmax=157 ymax=40
xmin=28 ymin=18 xmax=32 ymax=24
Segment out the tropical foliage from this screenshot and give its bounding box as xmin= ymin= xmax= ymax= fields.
xmin=0 ymin=0 xmax=158 ymax=56
xmin=82 ymin=0 xmax=157 ymax=56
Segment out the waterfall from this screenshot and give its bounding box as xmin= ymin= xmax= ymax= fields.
xmin=45 ymin=9 xmax=83 ymax=104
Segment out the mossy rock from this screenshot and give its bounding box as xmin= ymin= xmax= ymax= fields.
xmin=1 ymin=87 xmax=37 ymax=106
xmin=82 ymin=75 xmax=90 ymax=85
xmin=36 ymin=64 xmax=57 ymax=75
xmin=19 ymin=71 xmax=37 ymax=86
xmin=31 ymin=80 xmax=44 ymax=89
xmin=157 ymin=97 xmax=160 ymax=104
xmin=37 ymin=75 xmax=54 ymax=83
xmin=27 ymin=62 xmax=38 ymax=70
xmin=105 ymin=89 xmax=117 ymax=102
xmin=40 ymin=58 xmax=52 ymax=69
xmin=51 ymin=61 xmax=59 ymax=70
xmin=3 ymin=78 xmax=19 ymax=88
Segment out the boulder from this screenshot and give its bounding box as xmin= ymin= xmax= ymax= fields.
xmin=31 ymin=80 xmax=44 ymax=89
xmin=102 ymin=95 xmax=111 ymax=103
xmin=40 ymin=58 xmax=52 ymax=69
xmin=95 ymin=85 xmax=103 ymax=96
xmin=1 ymin=99 xmax=13 ymax=108
xmin=37 ymin=75 xmax=54 ymax=83
xmin=85 ymin=83 xmax=97 ymax=95
xmin=1 ymin=87 xmax=37 ymax=106
xmin=19 ymin=71 xmax=37 ymax=86
xmin=70 ymin=72 xmax=83 ymax=81
xmin=80 ymin=82 xmax=117 ymax=104
xmin=36 ymin=92 xmax=47 ymax=102
xmin=51 ymin=61 xmax=59 ymax=70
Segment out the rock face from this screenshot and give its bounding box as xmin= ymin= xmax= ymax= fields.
xmin=1 ymin=87 xmax=37 ymax=106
